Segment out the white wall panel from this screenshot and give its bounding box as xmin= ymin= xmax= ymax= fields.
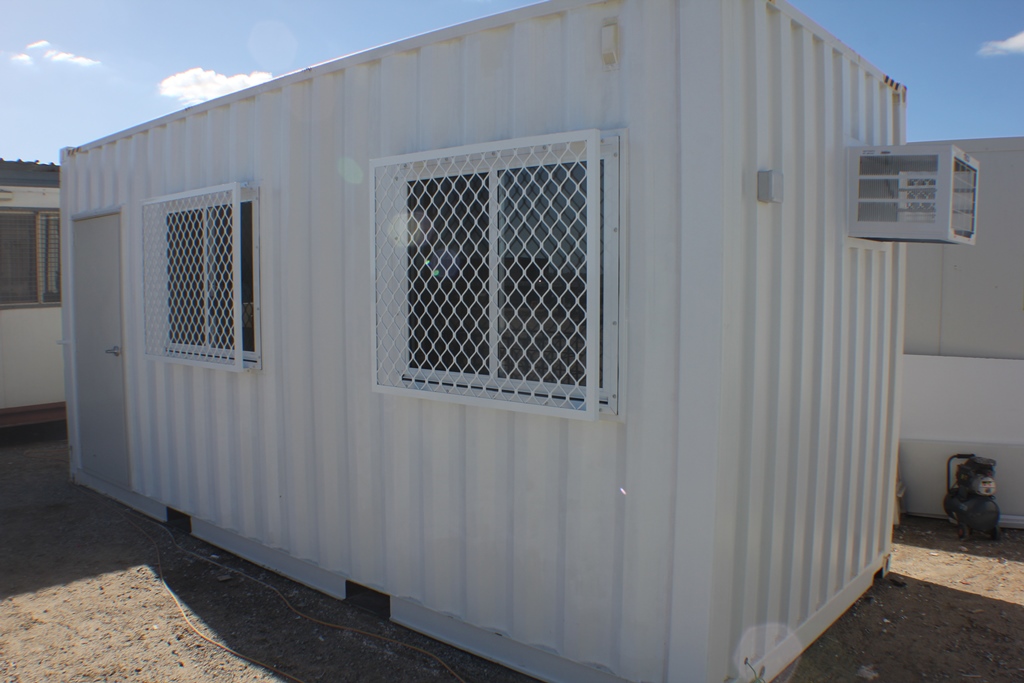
xmin=902 ymin=355 xmax=1024 ymax=444
xmin=308 ymin=70 xmax=348 ymax=574
xmin=0 ymin=309 xmax=64 ymax=408
xmin=341 ymin=63 xmax=387 ymax=587
xmin=710 ymin=0 xmax=904 ymax=678
xmin=904 ymin=138 xmax=1024 ymax=359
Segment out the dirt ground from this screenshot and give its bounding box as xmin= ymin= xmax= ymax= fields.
xmin=0 ymin=427 xmax=534 ymax=683
xmin=2 ymin=429 xmax=1023 ymax=683
xmin=782 ymin=512 xmax=1024 ymax=682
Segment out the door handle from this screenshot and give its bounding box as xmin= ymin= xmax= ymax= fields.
xmin=105 ymin=346 xmax=121 ymax=357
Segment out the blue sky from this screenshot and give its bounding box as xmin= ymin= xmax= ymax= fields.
xmin=2 ymin=0 xmax=1023 ymax=164
xmin=792 ymin=0 xmax=1024 ymax=143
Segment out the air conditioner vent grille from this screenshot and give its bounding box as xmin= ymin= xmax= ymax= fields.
xmin=859 ymin=154 xmax=938 ymax=176
xmin=855 ymin=153 xmax=940 ymax=225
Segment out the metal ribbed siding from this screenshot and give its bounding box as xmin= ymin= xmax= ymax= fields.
xmin=707 ymin=1 xmax=905 ymax=677
xmin=61 ymin=1 xmax=906 ymax=682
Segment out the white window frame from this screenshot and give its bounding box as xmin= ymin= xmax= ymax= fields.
xmin=141 ymin=182 xmax=261 ymax=371
xmin=371 ymin=130 xmax=620 ymax=420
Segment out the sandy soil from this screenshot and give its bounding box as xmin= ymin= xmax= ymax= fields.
xmin=0 ymin=428 xmax=534 ymax=683
xmin=3 ymin=428 xmax=1023 ymax=683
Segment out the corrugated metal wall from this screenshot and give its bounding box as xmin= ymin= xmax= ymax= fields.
xmin=707 ymin=1 xmax=905 ymax=678
xmin=62 ymin=1 xmax=906 ymax=681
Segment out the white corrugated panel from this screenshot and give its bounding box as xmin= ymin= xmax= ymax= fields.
xmin=61 ymin=1 xmax=906 ymax=682
xmin=704 ymin=1 xmax=905 ymax=679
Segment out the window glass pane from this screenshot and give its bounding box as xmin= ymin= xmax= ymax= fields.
xmin=0 ymin=213 xmax=39 ymax=304
xmin=407 ymin=173 xmax=490 ymax=375
xmin=206 ymin=204 xmax=234 ymax=351
xmin=497 ymin=162 xmax=588 ymax=386
xmin=40 ymin=212 xmax=61 ymax=303
xmin=241 ymin=201 xmax=255 ymax=354
xmin=166 ymin=209 xmax=207 ymax=346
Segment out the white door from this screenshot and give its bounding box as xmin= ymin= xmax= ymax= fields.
xmin=73 ymin=214 xmax=130 ymax=487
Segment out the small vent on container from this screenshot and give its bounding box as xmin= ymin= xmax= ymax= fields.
xmin=165 ymin=507 xmax=192 ymax=533
xmin=345 ymin=581 xmax=391 ymax=618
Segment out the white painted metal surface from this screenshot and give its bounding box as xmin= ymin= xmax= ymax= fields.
xmin=0 ymin=307 xmax=64 ymax=408
xmin=902 ymin=355 xmax=1024 ymax=445
xmin=905 ymin=138 xmax=1024 ymax=359
xmin=60 ymin=1 xmax=906 ymax=682
xmin=73 ymin=213 xmax=130 ymax=487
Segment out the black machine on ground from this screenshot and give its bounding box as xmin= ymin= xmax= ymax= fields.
xmin=943 ymin=454 xmax=1000 ymax=541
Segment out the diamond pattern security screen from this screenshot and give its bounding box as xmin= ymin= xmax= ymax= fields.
xmin=0 ymin=210 xmax=60 ymax=306
xmin=142 ymin=183 xmax=259 ymax=370
xmin=372 ymin=130 xmax=619 ymax=420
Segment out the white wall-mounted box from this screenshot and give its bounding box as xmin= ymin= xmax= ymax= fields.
xmin=849 ymin=144 xmax=978 ymax=244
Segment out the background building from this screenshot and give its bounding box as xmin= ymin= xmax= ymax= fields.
xmin=0 ymin=159 xmax=65 ymax=427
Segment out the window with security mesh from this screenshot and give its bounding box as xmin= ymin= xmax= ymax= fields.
xmin=0 ymin=210 xmax=61 ymax=307
xmin=372 ymin=130 xmax=619 ymax=419
xmin=142 ymin=184 xmax=259 ymax=370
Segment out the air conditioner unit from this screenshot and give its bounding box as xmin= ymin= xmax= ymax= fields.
xmin=848 ymin=144 xmax=978 ymax=244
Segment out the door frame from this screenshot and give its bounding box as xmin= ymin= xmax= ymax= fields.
xmin=64 ymin=207 xmax=136 ymax=489
xmin=65 ymin=205 xmax=164 ymax=519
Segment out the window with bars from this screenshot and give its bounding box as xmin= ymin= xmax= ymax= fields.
xmin=142 ymin=183 xmax=259 ymax=370
xmin=372 ymin=130 xmax=619 ymax=419
xmin=0 ymin=210 xmax=61 ymax=306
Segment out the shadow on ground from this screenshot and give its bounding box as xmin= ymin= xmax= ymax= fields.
xmin=891 ymin=515 xmax=1024 ymax=562
xmin=0 ymin=425 xmax=140 ymax=600
xmin=781 ymin=517 xmax=1024 ymax=683
xmin=0 ymin=432 xmax=535 ymax=682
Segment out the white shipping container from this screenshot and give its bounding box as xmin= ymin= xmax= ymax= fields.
xmin=61 ymin=1 xmax=907 ymax=681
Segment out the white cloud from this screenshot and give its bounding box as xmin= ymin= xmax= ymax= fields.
xmin=979 ymin=29 xmax=1024 ymax=56
xmin=4 ymin=40 xmax=98 ymax=66
xmin=159 ymin=67 xmax=273 ymax=106
xmin=44 ymin=49 xmax=100 ymax=66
